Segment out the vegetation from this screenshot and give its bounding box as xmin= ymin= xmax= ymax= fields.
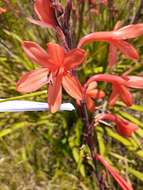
xmin=0 ymin=0 xmax=143 ymax=189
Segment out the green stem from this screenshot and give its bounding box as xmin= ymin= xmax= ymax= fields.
xmin=0 ymin=90 xmax=47 ymax=103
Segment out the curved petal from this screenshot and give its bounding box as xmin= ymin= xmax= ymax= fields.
xmin=22 ymin=41 xmax=54 ymax=69
xmin=62 ymin=73 xmax=83 ymax=100
xmin=47 ymin=43 xmax=65 ymax=66
xmin=86 ymin=97 xmax=95 ymax=112
xmin=16 ymin=68 xmax=49 ymax=93
xmin=118 ymin=85 xmax=133 ymax=106
xmin=27 ymin=17 xmax=52 ymax=28
xmin=78 ymin=33 xmax=138 ymax=60
xmin=34 ymin=0 xmax=57 ymax=28
xmin=64 ymin=48 xmax=86 ymax=70
xmin=114 ymin=24 xmax=143 ymax=40
xmin=124 ymin=76 xmax=143 ymax=89
xmin=112 ymin=40 xmax=139 ymax=60
xmin=86 ymin=74 xmax=126 ymax=87
xmin=77 ymin=31 xmax=114 ymax=48
xmin=96 ymin=154 xmax=134 ymax=190
xmin=108 ymin=85 xmax=119 ymax=106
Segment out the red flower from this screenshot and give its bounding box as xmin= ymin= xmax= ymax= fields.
xmin=108 ymin=75 xmax=143 ymax=106
xmin=96 ymin=154 xmax=134 ymax=190
xmin=27 ymin=0 xmax=58 ymax=29
xmin=85 ymin=74 xmax=133 ymax=106
xmin=78 ymin=23 xmax=143 ymax=61
xmin=0 ymin=7 xmax=6 ymax=14
xmin=97 ymin=113 xmax=138 ymax=137
xmin=77 ymin=81 xmax=105 ymax=111
xmin=16 ymin=41 xmax=86 ymax=113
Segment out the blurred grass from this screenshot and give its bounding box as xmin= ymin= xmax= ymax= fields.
xmin=0 ymin=0 xmax=143 ymax=189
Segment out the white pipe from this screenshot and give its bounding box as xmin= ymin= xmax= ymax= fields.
xmin=0 ymin=100 xmax=75 ymax=112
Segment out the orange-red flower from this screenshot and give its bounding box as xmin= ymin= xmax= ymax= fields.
xmin=27 ymin=0 xmax=58 ymax=29
xmin=97 ymin=113 xmax=138 ymax=137
xmin=86 ymin=74 xmax=133 ymax=106
xmin=96 ymin=154 xmax=134 ymax=190
xmin=78 ymin=23 xmax=143 ymax=61
xmin=86 ymin=74 xmax=143 ymax=107
xmin=109 ymin=75 xmax=143 ymax=106
xmin=16 ymin=41 xmax=86 ymax=113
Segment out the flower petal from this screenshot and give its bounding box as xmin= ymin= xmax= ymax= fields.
xmin=96 ymin=154 xmax=134 ymax=190
xmin=86 ymin=97 xmax=95 ymax=112
xmin=64 ymin=48 xmax=86 ymax=70
xmin=124 ymin=76 xmax=143 ymax=89
xmin=108 ymin=85 xmax=119 ymax=106
xmin=86 ymin=89 xmax=105 ymax=99
xmin=78 ymin=31 xmax=114 ymax=48
xmin=47 ymin=43 xmax=65 ymax=66
xmin=116 ymin=117 xmax=138 ymax=137
xmin=27 ymin=17 xmax=51 ymax=28
xmin=48 ymin=74 xmax=62 ymax=106
xmin=114 ymin=24 xmax=143 ymax=40
xmin=117 ymin=85 xmax=133 ymax=106
xmin=62 ymin=73 xmax=83 ymax=100
xmin=22 ymin=41 xmax=54 ymax=69
xmin=16 ymin=68 xmax=49 ymax=93
xmin=48 ymin=85 xmax=62 ymax=113
xmin=78 ymin=34 xmax=138 ymax=60
xmin=34 ymin=0 xmax=57 ymax=28
xmin=112 ymin=40 xmax=139 ymax=60
xmin=98 ymin=113 xmax=116 ymax=122
xmin=86 ymin=81 xmax=98 ymax=91
xmin=86 ymin=74 xmax=125 ymax=87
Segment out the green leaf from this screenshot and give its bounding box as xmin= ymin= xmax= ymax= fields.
xmin=96 ymin=127 xmax=106 ymax=156
xmin=0 ymin=90 xmax=47 ymax=103
xmin=117 ymin=111 xmax=143 ymax=128
xmin=0 ymin=122 xmax=29 ymax=138
xmin=116 ymin=102 xmax=143 ymax=112
xmin=105 ymin=127 xmax=138 ymax=150
xmin=127 ymin=167 xmax=143 ymax=182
